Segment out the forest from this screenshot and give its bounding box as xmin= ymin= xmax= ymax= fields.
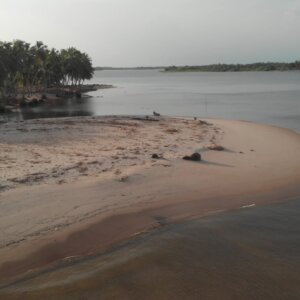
xmin=164 ymin=62 xmax=300 ymax=72
xmin=0 ymin=40 xmax=94 ymax=107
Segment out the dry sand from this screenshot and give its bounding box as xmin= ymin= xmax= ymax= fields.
xmin=0 ymin=116 xmax=300 ymax=285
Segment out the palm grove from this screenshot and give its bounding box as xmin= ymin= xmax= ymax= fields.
xmin=0 ymin=40 xmax=94 ymax=105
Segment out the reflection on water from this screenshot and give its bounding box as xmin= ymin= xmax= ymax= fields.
xmin=1 ymin=70 xmax=300 ymax=131
xmin=1 ymin=98 xmax=94 ymax=122
xmin=2 ymin=199 xmax=300 ymax=299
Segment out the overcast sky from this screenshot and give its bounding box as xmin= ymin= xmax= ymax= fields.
xmin=1 ymin=0 xmax=300 ymax=67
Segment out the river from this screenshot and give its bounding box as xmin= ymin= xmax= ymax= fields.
xmin=3 ymin=70 xmax=300 ymax=132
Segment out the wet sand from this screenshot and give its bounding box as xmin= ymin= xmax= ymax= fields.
xmin=0 ymin=116 xmax=300 ymax=293
xmin=1 ymin=198 xmax=300 ymax=300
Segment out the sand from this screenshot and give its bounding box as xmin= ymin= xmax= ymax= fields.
xmin=0 ymin=116 xmax=300 ymax=286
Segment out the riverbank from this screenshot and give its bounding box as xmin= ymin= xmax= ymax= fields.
xmin=0 ymin=116 xmax=300 ymax=289
xmin=2 ymin=198 xmax=300 ymax=300
xmin=0 ymin=84 xmax=113 ymax=113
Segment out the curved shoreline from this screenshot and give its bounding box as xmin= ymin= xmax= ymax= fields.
xmin=0 ymin=116 xmax=300 ymax=286
xmin=4 ymin=197 xmax=300 ymax=300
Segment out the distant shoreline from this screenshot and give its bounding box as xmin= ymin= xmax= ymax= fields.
xmin=95 ymin=61 xmax=300 ymax=72
xmin=0 ymin=84 xmax=114 ymax=114
xmin=164 ymin=62 xmax=300 ymax=72
xmin=94 ymin=67 xmax=164 ymax=71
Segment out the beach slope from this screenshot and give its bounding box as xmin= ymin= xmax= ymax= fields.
xmin=0 ymin=116 xmax=299 ymax=287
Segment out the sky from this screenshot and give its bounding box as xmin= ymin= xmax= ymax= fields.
xmin=1 ymin=0 xmax=300 ymax=67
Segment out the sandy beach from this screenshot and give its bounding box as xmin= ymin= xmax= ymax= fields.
xmin=0 ymin=116 xmax=300 ymax=290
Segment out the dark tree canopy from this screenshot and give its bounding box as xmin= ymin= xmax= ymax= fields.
xmin=164 ymin=62 xmax=300 ymax=72
xmin=0 ymin=40 xmax=94 ymax=99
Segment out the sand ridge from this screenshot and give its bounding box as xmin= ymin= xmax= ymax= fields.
xmin=0 ymin=116 xmax=300 ymax=285
xmin=0 ymin=116 xmax=219 ymax=191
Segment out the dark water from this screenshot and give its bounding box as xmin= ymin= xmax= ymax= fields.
xmin=2 ymin=70 xmax=300 ymax=132
xmin=2 ymin=199 xmax=300 ymax=299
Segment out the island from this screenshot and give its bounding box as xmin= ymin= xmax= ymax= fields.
xmin=164 ymin=61 xmax=300 ymax=72
xmin=0 ymin=40 xmax=112 ymax=113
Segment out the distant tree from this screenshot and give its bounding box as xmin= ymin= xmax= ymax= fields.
xmin=164 ymin=61 xmax=300 ymax=72
xmin=61 ymin=47 xmax=94 ymax=86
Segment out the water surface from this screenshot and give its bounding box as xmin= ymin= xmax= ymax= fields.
xmin=3 ymin=199 xmax=300 ymax=300
xmin=3 ymin=70 xmax=300 ymax=132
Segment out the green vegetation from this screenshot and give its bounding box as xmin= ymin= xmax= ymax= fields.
xmin=164 ymin=62 xmax=300 ymax=72
xmin=0 ymin=40 xmax=94 ymax=106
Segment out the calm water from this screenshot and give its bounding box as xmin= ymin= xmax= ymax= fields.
xmin=3 ymin=199 xmax=300 ymax=299
xmin=3 ymin=70 xmax=300 ymax=132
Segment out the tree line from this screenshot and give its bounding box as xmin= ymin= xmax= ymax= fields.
xmin=0 ymin=40 xmax=94 ymax=101
xmin=164 ymin=61 xmax=300 ymax=72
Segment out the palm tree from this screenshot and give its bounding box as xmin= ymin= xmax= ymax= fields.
xmin=45 ymin=48 xmax=63 ymax=87
xmin=60 ymin=47 xmax=94 ymax=87
xmin=0 ymin=39 xmax=95 ymax=103
xmin=30 ymin=41 xmax=48 ymax=92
